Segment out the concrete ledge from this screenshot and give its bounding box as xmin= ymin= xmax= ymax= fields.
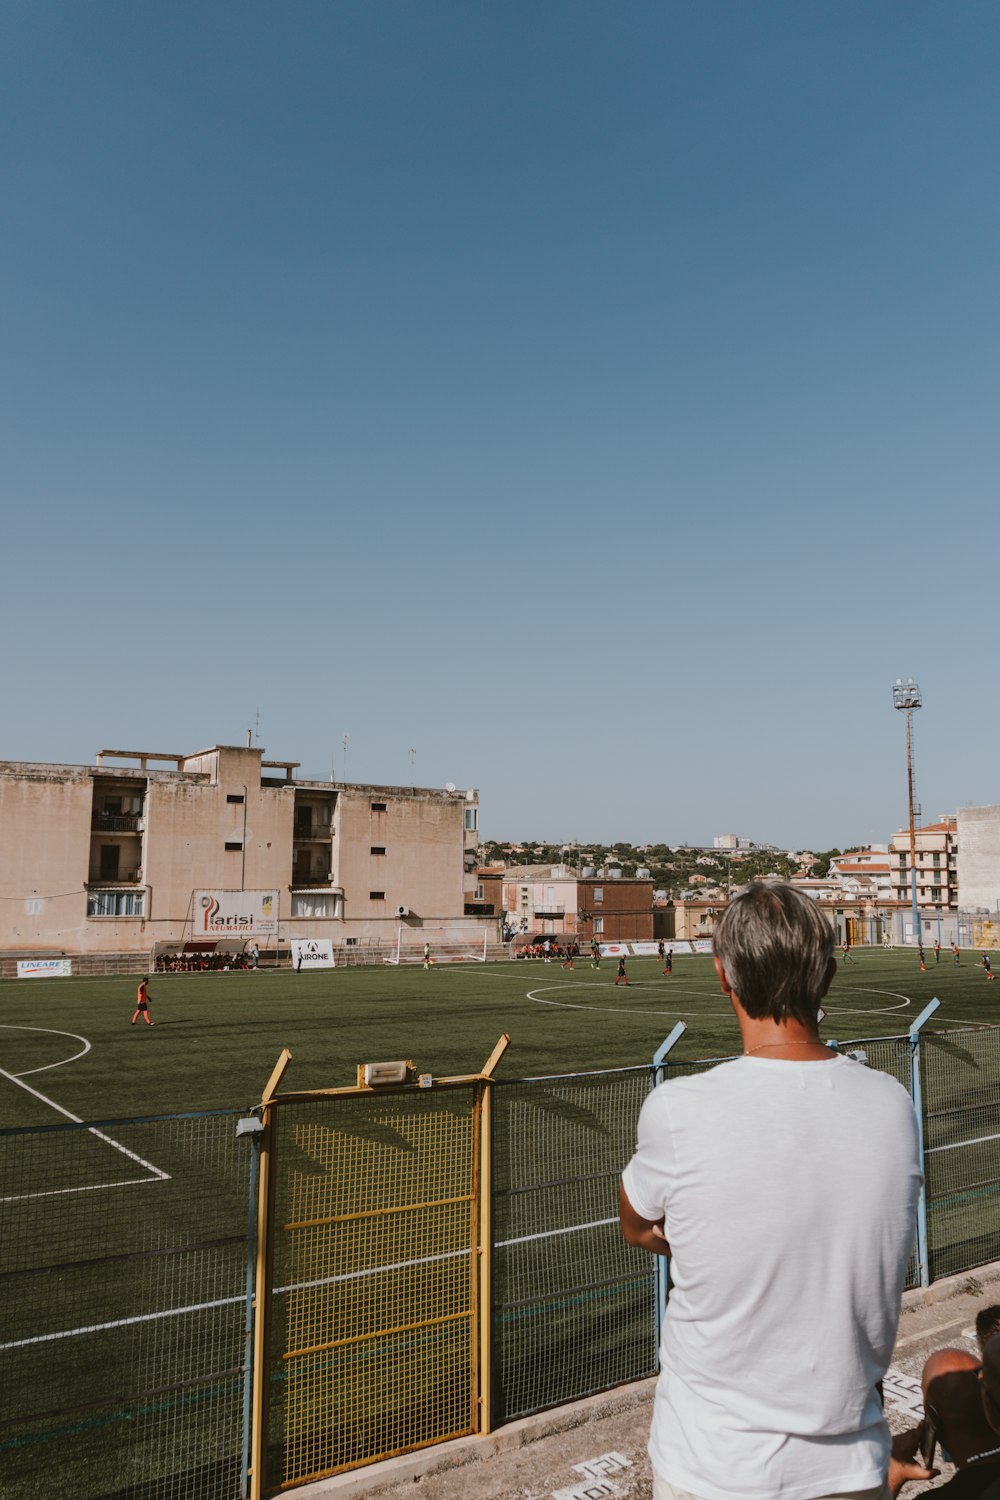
xmin=294 ymin=1260 xmax=1000 ymax=1498
xmin=293 ymin=1378 xmax=657 ymax=1498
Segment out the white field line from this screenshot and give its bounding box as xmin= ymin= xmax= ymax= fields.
xmin=0 ymin=1029 xmax=171 ymax=1200
xmin=926 ymin=1130 xmax=1000 ymax=1154
xmin=1 ymin=1215 xmax=624 ymax=1352
xmin=1 ymin=1024 xmax=92 ymax=1077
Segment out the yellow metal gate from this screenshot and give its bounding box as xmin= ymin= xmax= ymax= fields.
xmin=250 ymin=1042 xmax=506 ymax=1496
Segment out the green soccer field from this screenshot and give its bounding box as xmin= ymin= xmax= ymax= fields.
xmin=2 ymin=948 xmax=998 ymax=1128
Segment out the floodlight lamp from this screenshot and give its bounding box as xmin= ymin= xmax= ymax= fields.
xmin=891 ymin=677 xmax=922 ymax=712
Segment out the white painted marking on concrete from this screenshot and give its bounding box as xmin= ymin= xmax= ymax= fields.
xmin=883 ymin=1366 xmax=924 ymax=1418
xmin=894 ymin=1314 xmax=981 ymax=1351
xmin=552 ymin=1482 xmax=622 ymax=1500
xmin=573 ymin=1453 xmax=632 ymax=1480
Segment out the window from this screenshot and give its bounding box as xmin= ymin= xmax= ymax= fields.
xmin=594 ymin=918 xmax=604 ymax=934
xmin=474 ymin=883 xmax=484 ymax=901
xmin=593 ymin=887 xmax=604 ymax=904
xmin=291 ymin=893 xmax=340 ymax=918
xmin=369 ymin=891 xmax=385 ymax=901
xmin=88 ymin=890 xmax=145 ymax=917
xmin=346 ymin=937 xmax=358 ymax=946
xmin=464 ymin=807 xmax=478 ymax=831
xmin=371 ymin=801 xmax=387 ymax=813
xmin=371 ymin=846 xmax=386 ymax=856
xmin=225 ymin=841 xmax=242 ymax=851
xmin=227 ymin=794 xmax=245 ymax=804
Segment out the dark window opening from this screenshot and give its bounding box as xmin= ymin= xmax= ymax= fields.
xmin=369 ymin=891 xmax=385 ymax=900
xmin=227 ymin=794 xmax=245 ymax=804
xmin=371 ymin=846 xmax=386 ymax=856
xmin=371 ymin=802 xmax=387 ymax=812
xmin=225 ymin=841 xmax=242 ymax=851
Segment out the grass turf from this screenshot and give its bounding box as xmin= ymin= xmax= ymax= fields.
xmin=2 ymin=948 xmax=999 ymax=1126
xmin=2 ymin=949 xmax=999 ymax=1498
xmin=1 ymin=948 xmax=998 ymax=1126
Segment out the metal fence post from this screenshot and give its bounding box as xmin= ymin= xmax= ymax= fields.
xmin=249 ymin=1049 xmax=292 ymax=1500
xmin=908 ymin=998 xmax=940 ymax=1287
xmin=237 ymin=1115 xmax=264 ymax=1500
xmin=651 ymin=1024 xmax=687 ymax=1345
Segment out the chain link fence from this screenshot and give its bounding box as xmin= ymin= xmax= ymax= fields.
xmin=4 ymin=1030 xmax=1000 ymax=1491
xmin=920 ymin=1026 xmax=1000 ymax=1278
xmin=491 ymin=1067 xmax=657 ymax=1423
xmin=0 ymin=1109 xmax=251 ymax=1500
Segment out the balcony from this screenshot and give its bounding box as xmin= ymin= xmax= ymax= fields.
xmin=533 ymin=905 xmax=565 ymax=918
xmin=92 ymin=813 xmax=143 ymax=833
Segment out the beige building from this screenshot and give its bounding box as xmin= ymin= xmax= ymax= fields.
xmin=0 ymin=742 xmax=481 ymax=958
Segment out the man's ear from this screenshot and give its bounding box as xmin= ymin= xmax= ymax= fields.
xmin=713 ymin=955 xmax=733 ymax=996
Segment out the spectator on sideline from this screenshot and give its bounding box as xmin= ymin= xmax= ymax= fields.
xmin=619 ymin=881 xmax=924 ymax=1500
xmin=891 ymin=1307 xmax=1000 ymax=1496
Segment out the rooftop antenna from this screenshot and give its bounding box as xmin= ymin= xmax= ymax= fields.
xmin=409 ymin=747 xmax=416 ymax=785
xmin=342 ymin=733 xmax=350 ymax=783
xmin=254 ymin=709 xmax=261 ymax=744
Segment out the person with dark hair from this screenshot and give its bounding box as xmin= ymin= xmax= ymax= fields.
xmin=891 ymin=1307 xmax=1000 ymax=1496
xmin=131 ymin=977 xmax=154 ymax=1027
xmin=615 ymin=954 xmax=628 ymax=986
xmin=619 ymin=881 xmax=923 ymax=1500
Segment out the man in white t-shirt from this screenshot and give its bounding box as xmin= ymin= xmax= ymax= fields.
xmin=620 ymin=881 xmax=927 ymax=1500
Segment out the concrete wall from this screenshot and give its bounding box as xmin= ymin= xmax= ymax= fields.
xmin=957 ymin=806 xmax=1000 ymax=913
xmin=0 ymin=746 xmax=480 ymax=956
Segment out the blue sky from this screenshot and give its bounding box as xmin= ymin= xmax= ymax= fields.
xmin=3 ymin=2 xmax=998 ymax=848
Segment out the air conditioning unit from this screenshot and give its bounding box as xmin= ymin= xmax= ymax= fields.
xmin=396 ymin=905 xmax=409 ymax=918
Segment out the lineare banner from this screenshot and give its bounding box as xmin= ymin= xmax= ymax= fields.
xmin=17 ymin=958 xmax=72 ymax=978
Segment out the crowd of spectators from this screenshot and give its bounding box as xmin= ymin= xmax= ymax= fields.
xmin=515 ymin=939 xmax=580 ymax=960
xmin=154 ymin=950 xmax=255 ymax=973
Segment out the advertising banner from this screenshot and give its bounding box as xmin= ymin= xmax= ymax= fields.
xmin=598 ymin=943 xmax=629 ymax=958
xmin=629 ymin=942 xmax=661 ymax=957
xmin=194 ymin=889 xmax=279 ymax=938
xmin=291 ymin=939 xmax=336 ymax=971
xmin=17 ymin=958 xmax=72 ymax=978
xmin=692 ymin=939 xmax=714 ymax=953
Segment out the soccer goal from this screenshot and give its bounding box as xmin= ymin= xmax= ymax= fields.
xmin=388 ymin=925 xmax=491 ymax=965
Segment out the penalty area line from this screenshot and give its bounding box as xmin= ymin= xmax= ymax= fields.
xmin=0 ymin=1064 xmax=170 ymax=1196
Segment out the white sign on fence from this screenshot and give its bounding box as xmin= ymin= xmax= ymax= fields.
xmin=629 ymin=942 xmax=661 ymax=957
xmin=17 ymin=959 xmax=72 ymax=978
xmin=692 ymin=939 xmax=714 ymax=953
xmin=598 ymin=943 xmax=629 ymax=958
xmin=291 ymin=939 xmax=336 ymax=970
xmin=193 ymin=890 xmax=279 ymax=937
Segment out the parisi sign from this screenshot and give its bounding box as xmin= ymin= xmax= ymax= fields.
xmin=195 ymin=890 xmax=279 ymax=937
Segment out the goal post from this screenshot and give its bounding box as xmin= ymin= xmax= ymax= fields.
xmin=387 ymin=925 xmax=491 ymax=964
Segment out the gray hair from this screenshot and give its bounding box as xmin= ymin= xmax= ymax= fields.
xmin=713 ymin=881 xmax=835 ymax=1024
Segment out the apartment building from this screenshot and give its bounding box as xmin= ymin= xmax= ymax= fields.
xmin=0 ymin=742 xmax=480 ymax=957
xmin=503 ymin=864 xmax=654 ymax=943
xmin=888 ymin=817 xmax=959 ymax=929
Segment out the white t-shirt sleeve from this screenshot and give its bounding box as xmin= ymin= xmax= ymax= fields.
xmin=621 ymin=1086 xmax=673 ymax=1223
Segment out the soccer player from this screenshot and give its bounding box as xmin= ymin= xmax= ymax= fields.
xmin=591 ymin=939 xmax=601 ymax=970
xmin=423 ymin=942 xmax=431 ymax=970
xmin=615 ymin=955 xmax=629 ymax=986
xmin=561 ymin=946 xmax=574 ymax=970
xmin=662 ymin=948 xmax=673 ymax=976
xmin=131 ymin=976 xmax=154 ymax=1026
xmin=953 ymin=943 xmax=962 ymax=965
xmin=982 ymin=953 xmax=995 ymax=981
xmin=933 ymin=939 xmax=941 ymax=963
xmin=919 ymin=945 xmax=927 ymax=973
xmin=841 ymin=941 xmax=856 ymax=964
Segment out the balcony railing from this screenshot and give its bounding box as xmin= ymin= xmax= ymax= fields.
xmin=91 ymin=813 xmax=143 ymax=833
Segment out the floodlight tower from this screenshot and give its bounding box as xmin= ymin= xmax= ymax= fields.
xmin=892 ymin=678 xmax=922 ymax=946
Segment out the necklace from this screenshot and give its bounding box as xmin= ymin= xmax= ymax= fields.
xmin=744 ymin=1041 xmax=827 ymax=1056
